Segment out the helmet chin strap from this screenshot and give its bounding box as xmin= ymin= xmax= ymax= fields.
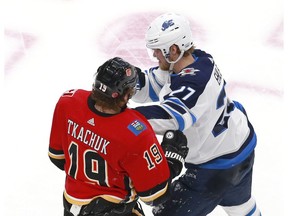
xmin=168 ymin=63 xmax=174 ymax=73
xmin=166 ymin=50 xmax=185 ymax=73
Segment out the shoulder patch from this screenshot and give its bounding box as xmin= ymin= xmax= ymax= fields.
xmin=127 ymin=120 xmax=147 ymax=136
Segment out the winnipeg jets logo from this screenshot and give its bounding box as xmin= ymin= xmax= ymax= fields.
xmin=180 ymin=68 xmax=199 ymax=76
xmin=162 ymin=19 xmax=174 ymax=31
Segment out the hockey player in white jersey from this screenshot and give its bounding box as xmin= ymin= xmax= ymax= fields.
xmin=132 ymin=12 xmax=261 ymax=216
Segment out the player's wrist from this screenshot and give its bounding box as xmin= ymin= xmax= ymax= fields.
xmin=165 ymin=151 xmax=185 ymax=163
xmin=166 ymin=158 xmax=183 ymax=179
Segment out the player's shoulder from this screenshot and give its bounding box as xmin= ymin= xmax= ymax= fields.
xmin=122 ymin=109 xmax=154 ymax=138
xmin=59 ymin=89 xmax=89 ymax=99
xmin=193 ymin=49 xmax=213 ymax=59
xmin=57 ymin=89 xmax=90 ymax=105
xmin=194 ymin=50 xmax=214 ymax=67
xmin=178 ymin=49 xmax=214 ymax=73
xmin=177 ymin=50 xmax=215 ymax=81
xmin=60 ymin=89 xmax=89 ymax=97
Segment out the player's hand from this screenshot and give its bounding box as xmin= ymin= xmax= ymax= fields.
xmin=135 ymin=67 xmax=145 ymax=90
xmin=161 ymin=130 xmax=189 ymax=178
xmin=161 ymin=130 xmax=189 ymax=159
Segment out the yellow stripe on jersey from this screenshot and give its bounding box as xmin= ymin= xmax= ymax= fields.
xmin=48 ymin=151 xmax=65 ymax=159
xmin=139 ymin=182 xmax=168 ymax=203
xmin=64 ymin=190 xmax=136 ymax=205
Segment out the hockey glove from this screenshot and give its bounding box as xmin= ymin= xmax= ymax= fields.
xmin=79 ymin=197 xmax=145 ymax=216
xmin=161 ymin=130 xmax=189 ymax=179
xmin=135 ymin=67 xmax=145 ymax=91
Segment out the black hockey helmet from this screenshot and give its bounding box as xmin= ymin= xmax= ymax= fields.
xmin=93 ymin=57 xmax=138 ymax=98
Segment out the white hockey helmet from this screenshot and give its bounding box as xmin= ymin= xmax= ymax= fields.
xmin=145 ymin=13 xmax=193 ymax=62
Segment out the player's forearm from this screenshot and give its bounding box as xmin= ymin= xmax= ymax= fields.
xmin=48 ymin=147 xmax=65 ymax=170
xmin=49 ymin=156 xmax=65 ymax=170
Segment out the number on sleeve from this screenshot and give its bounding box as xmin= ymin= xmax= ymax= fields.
xmin=62 ymin=89 xmax=77 ymax=97
xmin=143 ymin=144 xmax=163 ymax=170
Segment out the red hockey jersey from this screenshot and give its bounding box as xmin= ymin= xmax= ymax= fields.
xmin=49 ymin=89 xmax=170 ymax=205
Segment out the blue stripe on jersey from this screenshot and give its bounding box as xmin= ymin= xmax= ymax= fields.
xmin=246 ymin=204 xmax=257 ymax=216
xmin=146 ymin=68 xmax=163 ymax=102
xmin=166 ymin=97 xmax=197 ymax=123
xmin=162 ymin=97 xmax=197 ymax=131
xmin=162 ymin=103 xmax=185 ymax=131
xmin=164 ymin=101 xmax=187 ymax=114
xmin=198 ymin=133 xmax=257 ymax=169
xmin=148 ymin=81 xmax=159 ymax=102
xmin=233 ymin=100 xmax=247 ymax=115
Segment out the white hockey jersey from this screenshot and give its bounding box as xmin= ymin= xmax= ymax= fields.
xmin=132 ymin=49 xmax=256 ymax=168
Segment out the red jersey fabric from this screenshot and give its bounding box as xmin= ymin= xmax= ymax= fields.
xmin=49 ymin=89 xmax=170 ymax=205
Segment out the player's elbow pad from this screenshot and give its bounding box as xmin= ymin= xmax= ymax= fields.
xmin=49 ymin=157 xmax=65 ymax=170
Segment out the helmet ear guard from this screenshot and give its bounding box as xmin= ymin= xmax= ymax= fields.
xmin=93 ymin=57 xmax=138 ymax=98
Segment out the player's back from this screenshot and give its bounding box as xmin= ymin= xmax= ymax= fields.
xmin=50 ymin=89 xmax=170 ymax=205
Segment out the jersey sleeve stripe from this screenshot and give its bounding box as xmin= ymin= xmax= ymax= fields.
xmin=48 ymin=147 xmax=65 ymax=159
xmin=48 ymin=152 xmax=65 ymax=159
xmin=64 ymin=190 xmax=125 ymax=205
xmin=162 ymin=97 xmax=197 ymax=131
xmin=138 ymin=182 xmax=169 ymax=203
xmin=146 ymin=68 xmax=164 ymax=101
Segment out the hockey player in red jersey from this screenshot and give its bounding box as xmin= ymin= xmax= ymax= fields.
xmin=48 ymin=57 xmax=188 ymax=216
